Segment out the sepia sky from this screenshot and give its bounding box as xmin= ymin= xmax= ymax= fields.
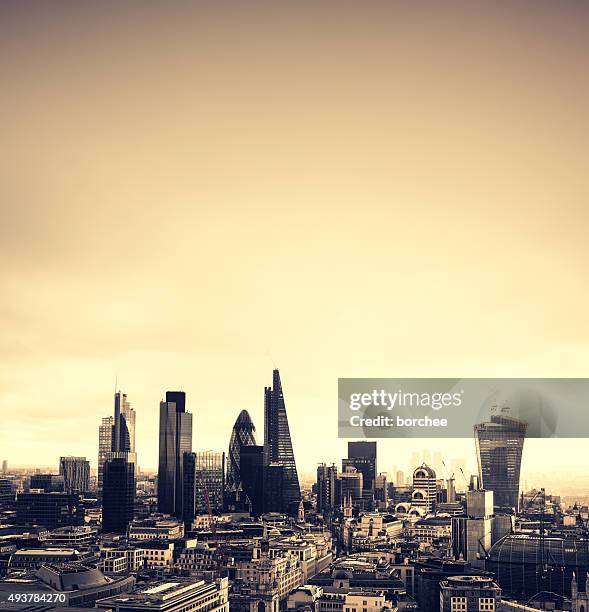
xmin=1 ymin=1 xmax=588 ymax=485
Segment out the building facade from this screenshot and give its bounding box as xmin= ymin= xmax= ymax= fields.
xmin=475 ymin=409 xmax=526 ymax=511
xmin=158 ymin=391 xmax=193 ymax=517
xmin=263 ymin=369 xmax=300 ymax=512
xmin=59 ymin=456 xmax=90 ymax=493
xmin=102 ymin=457 xmax=135 ymax=534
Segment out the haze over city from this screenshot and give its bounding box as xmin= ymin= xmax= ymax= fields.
xmin=2 ymin=1 xmax=589 ymax=487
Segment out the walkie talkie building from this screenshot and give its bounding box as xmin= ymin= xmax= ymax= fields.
xmin=475 ymin=410 xmax=527 ymax=510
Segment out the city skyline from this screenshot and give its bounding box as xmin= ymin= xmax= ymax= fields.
xmin=2 ymin=374 xmax=588 ymax=497
xmin=2 ymin=2 xmax=589 ymax=609
xmin=2 ymin=1 xmax=589 ymax=488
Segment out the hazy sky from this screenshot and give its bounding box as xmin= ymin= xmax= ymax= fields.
xmin=1 ymin=1 xmax=588 ymax=483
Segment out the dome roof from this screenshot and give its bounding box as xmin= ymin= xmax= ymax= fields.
xmin=413 ymin=463 xmax=436 ymax=478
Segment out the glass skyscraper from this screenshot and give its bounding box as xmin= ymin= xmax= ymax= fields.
xmin=158 ymin=391 xmax=192 ymax=517
xmin=263 ymin=369 xmax=300 ymax=510
xmin=227 ymin=410 xmax=257 ymax=493
xmin=475 ymin=408 xmax=527 ymax=510
xmin=102 ymin=457 xmax=136 ymax=534
xmin=59 ymin=456 xmax=90 ymax=493
xmin=98 ymin=391 xmax=136 ymax=490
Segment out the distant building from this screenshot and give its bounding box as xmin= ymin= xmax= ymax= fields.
xmin=7 ymin=547 xmax=95 ymax=570
xmin=452 ymin=485 xmax=494 ymax=569
xmin=475 ymin=409 xmax=526 ymax=511
xmin=344 ymin=441 xmax=377 ymax=508
xmin=487 ymin=534 xmax=589 ymax=600
xmin=102 ymin=457 xmax=135 ymax=534
xmin=1 ymin=460 xmax=7 ymax=475
xmin=158 ymin=391 xmax=192 ymax=517
xmin=47 ymin=525 xmax=98 ymax=546
xmin=0 ymin=561 xmax=134 ymax=606
xmin=264 ymin=463 xmax=285 ymax=513
xmin=0 ymin=479 xmax=15 ymax=508
xmin=196 ymin=451 xmax=225 ymax=514
xmin=439 ymin=575 xmax=501 ymax=612
xmin=411 ymin=464 xmax=437 ymax=514
xmin=340 ymin=466 xmax=363 ymax=508
xmin=316 ymin=463 xmax=338 ymax=515
xmin=263 ymin=369 xmax=300 ymax=512
xmin=374 ymin=473 xmax=388 ymax=508
xmin=128 ymin=516 xmax=184 ymax=540
xmin=98 ymin=391 xmax=137 ymax=491
xmin=229 ymin=532 xmax=303 ymax=612
xmin=100 ymin=545 xmax=145 ymax=574
xmin=59 ymin=457 xmax=90 ymax=493
xmin=572 ymin=572 xmax=589 ymax=612
xmin=96 ymin=577 xmax=228 ymax=612
xmin=138 ymin=540 xmax=175 ymax=569
xmin=16 ymin=492 xmax=83 ymax=528
xmin=30 ymin=474 xmax=65 ymax=493
xmin=98 ymin=415 xmax=114 ymax=490
xmin=240 ymin=445 xmax=265 ymax=516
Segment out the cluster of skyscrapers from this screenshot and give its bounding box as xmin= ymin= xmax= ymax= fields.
xmin=98 ymin=368 xmax=302 ymax=533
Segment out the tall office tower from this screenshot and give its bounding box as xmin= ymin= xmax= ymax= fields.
xmin=411 ymin=463 xmax=437 ymax=513
xmin=98 ymin=416 xmax=114 ymax=489
xmin=474 ymin=408 xmax=527 ymax=511
xmin=102 ymin=457 xmax=135 ymax=534
xmin=240 ymin=445 xmax=265 ymax=516
xmin=112 ymin=391 xmax=136 ymax=453
xmin=227 ymin=410 xmax=257 ymax=494
xmin=98 ymin=391 xmax=137 ymax=490
xmin=59 ymin=457 xmax=90 ymax=493
xmin=375 ymin=473 xmax=388 ymax=507
xmin=396 ymin=470 xmax=405 ymax=487
xmin=263 ymin=463 xmax=284 ymax=512
xmin=182 ymin=452 xmax=197 ymax=523
xmin=452 ymin=485 xmax=494 ymax=568
xmin=339 ymin=465 xmax=363 ymax=506
xmin=316 ymin=463 xmax=338 ymax=515
xmin=194 ymin=451 xmax=225 ymax=514
xmin=344 ymin=441 xmax=377 ymax=490
xmin=158 ymin=391 xmax=193 ymax=517
xmin=1 ymin=460 xmax=7 ymax=474
xmin=263 ymin=369 xmax=300 ymax=510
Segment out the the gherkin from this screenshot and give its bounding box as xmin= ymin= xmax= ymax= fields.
xmin=227 ymin=410 xmax=257 ymax=493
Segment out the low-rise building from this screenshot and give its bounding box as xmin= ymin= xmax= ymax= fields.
xmin=0 ymin=562 xmax=134 ymax=606
xmin=128 ymin=517 xmax=184 ymax=541
xmin=100 ymin=544 xmax=145 ymax=573
xmin=139 ymin=540 xmax=175 ymax=569
xmin=8 ymin=547 xmax=96 ymax=570
xmin=439 ymin=575 xmax=501 ymax=612
xmin=96 ymin=576 xmax=229 ymax=612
